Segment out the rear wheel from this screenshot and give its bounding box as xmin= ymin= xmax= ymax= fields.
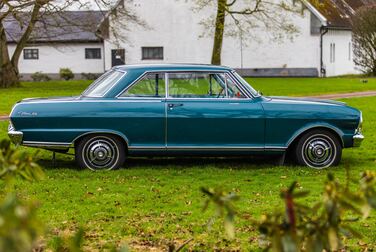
xmin=295 ymin=129 xmax=342 ymax=169
xmin=75 ymin=134 xmax=125 ymax=171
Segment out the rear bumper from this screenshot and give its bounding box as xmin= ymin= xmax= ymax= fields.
xmin=353 ymin=132 xmax=364 ymax=147
xmin=8 ymin=130 xmax=23 ymax=145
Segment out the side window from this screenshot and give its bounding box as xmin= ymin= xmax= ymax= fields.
xmin=121 ymin=73 xmax=166 ymax=97
xmin=226 ymin=75 xmax=247 ymax=99
xmin=168 ymin=72 xmax=226 ymax=98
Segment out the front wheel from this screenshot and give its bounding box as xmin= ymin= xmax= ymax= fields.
xmin=75 ymin=134 xmax=126 ymax=171
xmin=295 ymin=129 xmax=342 ymax=169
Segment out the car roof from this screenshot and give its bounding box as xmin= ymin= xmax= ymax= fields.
xmin=113 ymin=64 xmax=233 ymax=72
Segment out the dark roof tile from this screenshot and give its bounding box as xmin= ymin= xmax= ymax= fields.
xmin=4 ymin=11 xmax=105 ymax=43
xmin=308 ymin=0 xmax=376 ymax=28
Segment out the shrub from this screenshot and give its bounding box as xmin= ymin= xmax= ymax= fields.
xmin=59 ymin=68 xmax=74 ymax=80
xmin=201 ymin=172 xmax=376 ymax=251
xmin=31 ymin=71 xmax=50 ymax=82
xmin=81 ymin=72 xmax=101 ymax=80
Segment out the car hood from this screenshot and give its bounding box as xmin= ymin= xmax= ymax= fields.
xmin=266 ymin=96 xmax=346 ymax=106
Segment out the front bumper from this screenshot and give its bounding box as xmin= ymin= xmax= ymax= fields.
xmin=353 ymin=132 xmax=364 ymax=147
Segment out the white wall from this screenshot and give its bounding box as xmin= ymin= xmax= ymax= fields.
xmin=8 ymin=43 xmax=105 ymax=74
xmin=322 ymin=29 xmax=359 ymax=77
xmin=105 ymin=0 xmax=321 ymax=72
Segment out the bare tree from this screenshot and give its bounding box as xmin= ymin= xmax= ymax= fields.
xmin=194 ymin=0 xmax=302 ymax=65
xmin=352 ymin=5 xmax=376 ymax=76
xmin=0 ymin=0 xmax=141 ymax=88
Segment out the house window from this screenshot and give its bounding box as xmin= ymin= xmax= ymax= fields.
xmin=23 ymin=49 xmax=39 ymax=60
xmin=330 ymin=43 xmax=336 ymax=63
xmin=142 ymin=47 xmax=163 ymax=60
xmin=349 ymin=42 xmax=352 ymax=61
xmin=85 ymin=48 xmax=101 ymax=59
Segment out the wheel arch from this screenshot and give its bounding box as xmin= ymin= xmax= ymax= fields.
xmin=73 ymin=130 xmax=129 ymax=150
xmin=286 ymin=124 xmax=344 ymax=150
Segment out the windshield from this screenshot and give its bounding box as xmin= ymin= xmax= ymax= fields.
xmin=232 ymin=71 xmax=260 ymax=97
xmin=82 ymin=70 xmax=125 ymax=97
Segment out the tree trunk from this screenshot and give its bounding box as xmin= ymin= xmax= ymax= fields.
xmin=0 ymin=2 xmax=42 ymax=88
xmin=211 ymin=0 xmax=227 ymax=65
xmin=0 ymin=23 xmax=20 ymax=88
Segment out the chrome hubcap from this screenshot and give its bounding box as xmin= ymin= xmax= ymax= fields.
xmin=302 ymin=135 xmax=336 ymax=168
xmin=83 ymin=137 xmax=119 ymax=170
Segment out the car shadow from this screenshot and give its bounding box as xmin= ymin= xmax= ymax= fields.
xmin=39 ymin=154 xmax=288 ymax=171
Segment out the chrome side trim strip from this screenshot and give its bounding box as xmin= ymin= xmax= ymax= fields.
xmin=128 ymin=146 xmax=286 ymax=151
xmin=23 ymin=141 xmax=71 ymax=149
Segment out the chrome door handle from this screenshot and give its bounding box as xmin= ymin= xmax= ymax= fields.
xmin=168 ymin=103 xmax=183 ymax=109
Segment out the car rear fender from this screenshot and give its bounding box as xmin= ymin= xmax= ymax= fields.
xmin=72 ymin=130 xmax=130 ymax=148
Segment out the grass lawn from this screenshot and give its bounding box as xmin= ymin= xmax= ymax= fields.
xmin=0 ymin=78 xmax=376 ymax=251
xmin=1 ymin=77 xmax=376 ymax=114
xmin=249 ymin=77 xmax=376 ymax=96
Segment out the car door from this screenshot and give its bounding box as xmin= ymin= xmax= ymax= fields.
xmin=166 ymin=72 xmax=265 ymax=152
xmin=117 ymin=72 xmax=166 ymax=151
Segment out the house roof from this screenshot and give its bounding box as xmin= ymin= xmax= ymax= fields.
xmin=4 ymin=11 xmax=105 ymax=43
xmin=308 ymin=0 xmax=376 ymax=29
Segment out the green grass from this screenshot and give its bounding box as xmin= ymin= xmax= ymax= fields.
xmin=249 ymin=77 xmax=376 ymax=96
xmin=0 ymin=80 xmax=91 ymax=115
xmin=0 ymin=79 xmax=376 ymax=250
xmin=1 ymin=77 xmax=376 ymax=114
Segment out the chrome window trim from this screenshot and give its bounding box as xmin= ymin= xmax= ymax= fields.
xmin=165 ymin=71 xmax=250 ymax=99
xmin=117 ymin=71 xmax=167 ymax=99
xmin=83 ymin=70 xmax=127 ymax=98
xmin=230 ymin=70 xmax=260 ymax=98
xmin=116 ymin=69 xmax=253 ymax=99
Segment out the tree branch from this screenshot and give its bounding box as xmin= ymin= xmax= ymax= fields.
xmin=10 ymin=0 xmax=46 ymax=68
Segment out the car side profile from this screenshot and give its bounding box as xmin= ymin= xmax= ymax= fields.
xmin=8 ymin=64 xmax=364 ymax=170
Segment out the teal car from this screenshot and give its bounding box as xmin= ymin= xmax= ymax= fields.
xmin=8 ymin=64 xmax=364 ymax=170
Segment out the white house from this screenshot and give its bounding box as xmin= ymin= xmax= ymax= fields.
xmin=5 ymin=0 xmax=374 ymax=78
xmin=5 ymin=11 xmax=105 ymax=80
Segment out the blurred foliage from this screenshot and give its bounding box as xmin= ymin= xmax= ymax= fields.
xmin=0 ymin=194 xmax=41 ymax=251
xmin=0 ymin=139 xmax=44 ymax=251
xmin=0 ymin=139 xmax=44 ymax=183
xmin=201 ymin=187 xmax=239 ymax=239
xmin=202 ymin=172 xmax=376 ymax=251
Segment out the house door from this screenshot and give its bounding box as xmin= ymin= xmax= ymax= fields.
xmin=111 ymin=49 xmax=125 ymax=67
